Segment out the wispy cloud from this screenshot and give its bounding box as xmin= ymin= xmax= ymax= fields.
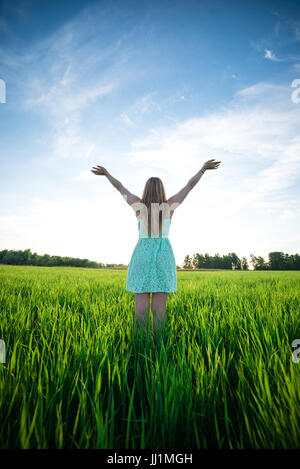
xmin=118 ymin=89 xmax=187 ymax=130
xmin=24 ymin=74 xmax=114 ymax=161
xmin=130 ymin=90 xmax=187 ymax=116
xmin=264 ymin=48 xmax=282 ymax=61
xmin=132 ymin=92 xmax=162 ymax=115
xmin=19 ymin=40 xmax=118 ymax=162
xmin=1 ymin=3 xmax=143 ymax=163
xmin=73 ymin=168 xmax=96 ymax=181
xmin=119 ymin=113 xmax=135 ymax=127
xmin=126 ymin=82 xmax=300 ymax=220
xmin=287 ymin=19 xmax=300 ymax=41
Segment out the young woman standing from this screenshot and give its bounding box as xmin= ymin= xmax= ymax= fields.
xmin=91 ymin=158 xmax=221 ymax=337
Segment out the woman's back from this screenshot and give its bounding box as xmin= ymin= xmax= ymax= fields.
xmin=137 ymin=215 xmax=172 ymax=239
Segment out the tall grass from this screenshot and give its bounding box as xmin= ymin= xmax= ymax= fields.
xmin=0 ymin=265 xmax=299 ymax=448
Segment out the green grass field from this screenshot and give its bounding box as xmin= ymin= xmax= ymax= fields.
xmin=0 ymin=265 xmax=300 ymax=449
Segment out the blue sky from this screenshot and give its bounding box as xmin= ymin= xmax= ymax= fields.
xmin=0 ymin=0 xmax=300 ymax=267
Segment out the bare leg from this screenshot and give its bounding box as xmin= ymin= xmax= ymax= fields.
xmin=151 ymin=292 xmax=168 ymax=337
xmin=134 ymin=293 xmax=151 ymax=337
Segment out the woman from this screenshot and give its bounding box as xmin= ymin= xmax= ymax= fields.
xmin=91 ymin=158 xmax=221 ymax=337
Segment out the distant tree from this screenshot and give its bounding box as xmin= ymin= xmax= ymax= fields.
xmin=183 ymin=255 xmax=193 ymax=269
xmin=241 ymin=257 xmax=249 ymax=270
xmin=250 ymin=253 xmax=258 ymax=270
xmin=257 ymin=256 xmax=269 ymax=270
xmin=0 ymin=250 xmax=8 ymax=263
xmin=31 ymin=252 xmax=39 ymax=265
xmin=2 ymin=250 xmax=23 ymax=265
xmin=203 ymin=253 xmax=211 ymax=268
xmin=40 ymin=254 xmax=51 ymax=266
xmin=249 ymin=253 xmax=268 ymax=270
xmin=212 ymin=253 xmax=222 ymax=269
xmin=195 ymin=253 xmax=205 ymax=268
xmin=22 ymin=248 xmax=32 ymax=265
xmin=230 ymin=252 xmax=241 ymax=270
xmin=268 ymin=251 xmax=285 ymax=270
xmin=290 ymin=253 xmax=300 ymax=270
xmin=284 ymin=254 xmax=291 ymax=270
xmin=221 ymin=254 xmax=232 ymax=269
xmin=192 ymin=253 xmax=199 ymax=269
xmin=0 ymin=248 xmax=105 ymax=269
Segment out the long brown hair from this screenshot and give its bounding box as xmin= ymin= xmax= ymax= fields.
xmin=140 ymin=177 xmax=168 ymax=237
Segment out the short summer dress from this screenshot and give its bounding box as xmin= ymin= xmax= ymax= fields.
xmin=126 ymin=216 xmax=177 ymax=293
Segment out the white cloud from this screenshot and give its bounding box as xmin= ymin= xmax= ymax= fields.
xmin=1 ymin=2 xmax=143 ymax=163
xmin=130 ymin=90 xmax=187 ymax=117
xmin=22 ymin=56 xmax=115 ymax=162
xmin=132 ymin=92 xmax=162 ymax=114
xmin=122 ymin=81 xmax=300 ymax=263
xmin=0 ymin=193 xmax=137 ymax=264
xmin=292 ymin=62 xmax=300 ymax=73
xmin=73 ymin=168 xmax=97 ymax=181
xmin=128 ymin=82 xmax=299 ymax=178
xmin=264 ymin=49 xmax=282 ymax=61
xmin=119 ymin=113 xmax=135 ymax=127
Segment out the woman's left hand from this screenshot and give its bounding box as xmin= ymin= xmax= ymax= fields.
xmin=91 ymin=165 xmax=108 ymax=176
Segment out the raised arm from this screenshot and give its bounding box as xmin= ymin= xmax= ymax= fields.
xmin=167 ymin=159 xmax=221 ymax=206
xmin=91 ymin=165 xmax=141 ymax=206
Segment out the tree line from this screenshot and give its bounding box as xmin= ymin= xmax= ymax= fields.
xmin=1 ymin=248 xmax=299 ymax=271
xmin=183 ymin=251 xmax=300 ymax=270
xmin=0 ymin=249 xmax=126 ymax=269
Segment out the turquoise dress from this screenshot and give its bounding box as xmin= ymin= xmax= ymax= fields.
xmin=126 ymin=216 xmax=177 ymax=293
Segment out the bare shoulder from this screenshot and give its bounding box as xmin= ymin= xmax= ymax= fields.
xmin=166 ymin=195 xmax=179 ymax=206
xmin=162 ymin=201 xmax=176 ymax=219
xmin=166 ymin=199 xmax=180 ymax=213
xmin=130 ymin=195 xmax=142 ymax=204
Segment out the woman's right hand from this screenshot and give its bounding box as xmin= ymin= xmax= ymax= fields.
xmin=202 ymin=159 xmax=221 ymax=171
xmin=91 ymin=165 xmax=108 ymax=176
